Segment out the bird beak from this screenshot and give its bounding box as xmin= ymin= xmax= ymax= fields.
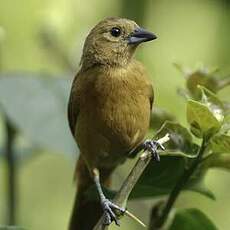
xmin=128 ymin=27 xmax=157 ymax=45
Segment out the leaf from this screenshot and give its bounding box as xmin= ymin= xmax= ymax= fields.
xmin=130 ymin=157 xmax=212 ymax=200
xmin=202 ymin=153 xmax=230 ymax=170
xmin=169 ymin=208 xmax=217 ymax=230
xmin=85 ymin=158 xmax=190 ymax=201
xmin=199 ymin=86 xmax=224 ymax=123
xmin=187 ymin=100 xmax=222 ymax=138
xmin=85 ymin=158 xmax=185 ymax=201
xmin=155 ymin=121 xmax=197 ymax=155
xmin=85 ymin=157 xmax=213 ymax=201
xmin=129 ymin=157 xmax=185 ymax=199
xmin=185 ymin=169 xmax=215 ymax=200
xmin=186 ymin=180 xmax=215 ymax=200
xmin=186 ymin=70 xmax=219 ymax=100
xmin=0 ymin=73 xmax=76 ymax=155
xmin=209 ymin=133 xmax=230 ymax=154
xmin=150 ymin=107 xmax=176 ymax=131
xmin=175 ymin=65 xmax=229 ymax=100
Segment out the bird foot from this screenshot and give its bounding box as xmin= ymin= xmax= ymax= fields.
xmin=143 ymin=139 xmax=165 ymax=161
xmin=101 ymin=198 xmax=125 ymax=226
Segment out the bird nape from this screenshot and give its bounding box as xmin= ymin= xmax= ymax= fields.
xmin=67 ymin=17 xmax=158 ymax=230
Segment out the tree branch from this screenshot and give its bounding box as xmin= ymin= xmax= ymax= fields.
xmin=93 ymin=134 xmax=170 ymax=230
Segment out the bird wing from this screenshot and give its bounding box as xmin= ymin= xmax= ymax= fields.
xmin=68 ymin=69 xmax=154 ymax=137
xmin=133 ymin=59 xmax=154 ymax=111
xmin=149 ymin=84 xmax=154 ymax=110
xmin=68 ymin=74 xmax=81 ymax=137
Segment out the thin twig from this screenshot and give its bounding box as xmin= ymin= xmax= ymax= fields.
xmin=4 ymin=119 xmax=17 ymax=225
xmin=93 ymin=134 xmax=170 ymax=230
xmin=125 ymin=210 xmax=147 ymax=228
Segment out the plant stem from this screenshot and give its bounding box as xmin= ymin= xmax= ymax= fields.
xmin=5 ymin=119 xmax=17 ymax=225
xmin=153 ymin=137 xmax=208 ymax=228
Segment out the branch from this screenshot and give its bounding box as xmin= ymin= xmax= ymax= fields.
xmin=4 ymin=118 xmax=17 ymax=224
xmin=93 ymin=134 xmax=170 ymax=230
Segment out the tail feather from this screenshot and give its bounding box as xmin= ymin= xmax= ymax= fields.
xmin=68 ymin=156 xmax=113 ymax=230
xmin=69 ymin=191 xmax=103 ymax=230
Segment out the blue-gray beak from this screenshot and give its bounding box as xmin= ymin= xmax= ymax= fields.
xmin=128 ymin=27 xmax=157 ymax=44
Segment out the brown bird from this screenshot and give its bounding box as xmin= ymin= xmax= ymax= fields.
xmin=68 ymin=17 xmax=158 ymax=230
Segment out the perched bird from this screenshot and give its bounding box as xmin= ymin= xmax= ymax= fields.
xmin=68 ymin=17 xmax=158 ymax=230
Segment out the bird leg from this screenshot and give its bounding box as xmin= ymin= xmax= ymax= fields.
xmin=92 ymin=168 xmax=125 ymax=226
xmin=143 ymin=139 xmax=165 ymax=161
xmin=129 ymin=139 xmax=165 ymax=161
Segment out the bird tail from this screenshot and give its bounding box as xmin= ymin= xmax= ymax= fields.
xmin=68 ymin=155 xmax=113 ymax=230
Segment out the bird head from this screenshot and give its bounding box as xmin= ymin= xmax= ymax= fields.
xmin=80 ymin=17 xmax=157 ymax=69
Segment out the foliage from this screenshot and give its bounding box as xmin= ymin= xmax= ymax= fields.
xmin=0 ymin=73 xmax=76 ymax=155
xmin=84 ymin=65 xmax=229 ymax=229
xmin=0 ymin=15 xmax=229 ymax=229
xmin=147 ymin=66 xmax=229 ymax=229
xmin=169 ymin=208 xmax=217 ymax=230
xmin=0 ymin=66 xmax=228 ymax=229
xmin=0 ymin=64 xmax=229 ymax=230
xmin=0 ymin=0 xmax=230 ymax=229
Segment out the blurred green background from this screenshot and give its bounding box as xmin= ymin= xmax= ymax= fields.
xmin=0 ymin=0 xmax=229 ymax=229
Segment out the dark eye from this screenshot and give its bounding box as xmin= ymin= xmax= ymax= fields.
xmin=110 ymin=27 xmax=121 ymax=37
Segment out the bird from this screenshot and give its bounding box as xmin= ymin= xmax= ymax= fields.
xmin=68 ymin=17 xmax=158 ymax=230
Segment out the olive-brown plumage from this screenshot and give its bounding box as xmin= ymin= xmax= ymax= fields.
xmin=68 ymin=17 xmax=156 ymax=230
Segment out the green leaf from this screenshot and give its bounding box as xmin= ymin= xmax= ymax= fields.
xmin=187 ymin=100 xmax=222 ymax=138
xmin=185 ymin=169 xmax=215 ymax=200
xmin=169 ymin=208 xmax=217 ymax=230
xmin=209 ymin=133 xmax=230 ymax=154
xmin=155 ymin=121 xmax=196 ymax=155
xmin=0 ymin=73 xmax=76 ymax=155
xmin=85 ymin=157 xmax=213 ymax=201
xmin=130 ymin=157 xmax=185 ymax=198
xmin=199 ymin=86 xmax=224 ymax=123
xmin=150 ymin=107 xmax=176 ymax=131
xmin=202 ymin=153 xmax=230 ymax=170
xmin=186 ymin=86 xmax=225 ymax=139
xmin=176 ymin=65 xmax=229 ymax=100
xmin=130 ymin=157 xmax=213 ymax=200
xmin=86 ymin=158 xmax=185 ymax=201
xmin=186 ymin=70 xmax=219 ymax=100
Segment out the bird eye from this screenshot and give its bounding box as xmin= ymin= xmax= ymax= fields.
xmin=110 ymin=27 xmax=121 ymax=37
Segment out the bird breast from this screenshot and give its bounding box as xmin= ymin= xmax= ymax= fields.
xmin=79 ymin=66 xmax=151 ymax=155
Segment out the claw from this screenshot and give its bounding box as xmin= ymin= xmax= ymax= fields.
xmin=101 ymin=198 xmax=124 ymax=226
xmin=143 ymin=139 xmax=163 ymax=161
xmin=103 ymin=212 xmax=111 ymax=225
xmin=155 ymin=141 xmax=165 ymax=151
